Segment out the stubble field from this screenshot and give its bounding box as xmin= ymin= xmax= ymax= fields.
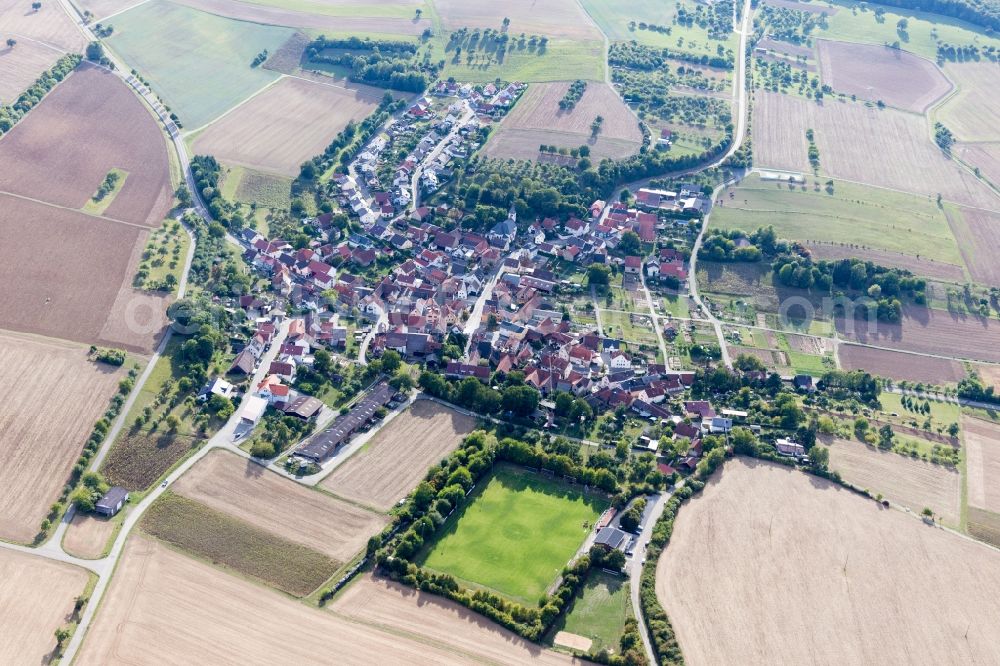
xmin=0 ymin=331 xmax=126 ymax=543
xmin=658 ymin=458 xmax=1000 ymax=665
xmin=434 ymin=0 xmax=602 ymax=41
xmin=321 ymin=400 xmax=477 ymax=511
xmin=63 ymin=513 xmax=117 ymax=559
xmin=827 ymin=436 xmax=960 ymax=525
xmin=0 ymin=40 xmax=64 ymax=104
xmin=838 ymin=344 xmax=967 ymax=384
xmin=484 ymin=81 xmax=643 ymax=161
xmin=957 ymin=142 xmax=1000 ymax=189
xmin=75 ymin=536 xmax=511 ymax=664
xmin=937 ymin=62 xmax=1000 ymax=142
xmin=0 ymin=0 xmax=86 ymax=52
xmin=332 ymin=575 xmax=582 ymax=665
xmin=963 ymin=416 xmax=1000 ymax=515
xmin=0 ymin=64 xmax=172 ymax=227
xmin=943 ymin=206 xmax=1000 ymax=285
xmin=192 ymin=76 xmax=381 ymax=176
xmin=171 ymin=449 xmax=388 ymax=563
xmin=173 ymin=0 xmax=433 ymax=34
xmin=753 ymin=91 xmax=999 ymax=210
xmin=816 ymin=40 xmax=950 ymax=113
xmin=0 ymin=548 xmax=90 ymax=665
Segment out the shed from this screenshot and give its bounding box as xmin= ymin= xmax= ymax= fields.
xmin=95 ymin=486 xmax=129 ymax=517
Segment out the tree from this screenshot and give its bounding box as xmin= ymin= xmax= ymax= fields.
xmin=85 ymin=41 xmax=103 ymax=62
xmin=6 ymin=38 xmax=16 ymax=49
xmin=619 ymin=230 xmax=641 ymax=255
xmin=809 ymin=445 xmax=829 ymax=470
xmin=389 ymin=371 xmax=414 ymax=391
xmin=586 ymin=263 xmax=611 ymax=287
xmin=32 ymin=1 xmax=42 ymax=10
xmin=381 ymin=349 xmax=402 ymax=374
xmin=878 ymin=424 xmax=894 ymax=449
xmin=501 ymin=385 xmax=539 ymax=417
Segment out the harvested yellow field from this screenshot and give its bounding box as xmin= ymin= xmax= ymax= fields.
xmin=0 ymin=548 xmax=90 ymax=665
xmin=0 ymin=0 xmax=87 ymax=52
xmin=63 ymin=513 xmax=117 ymax=559
xmin=321 ymin=400 xmax=477 ymax=511
xmin=332 ymin=575 xmax=583 ymax=665
xmin=658 ymin=458 xmax=1000 ymax=665
xmin=76 ymin=536 xmax=493 ymax=665
xmin=827 ymin=436 xmax=960 ymax=525
xmin=171 ymin=449 xmax=388 ymax=563
xmin=0 ymin=330 xmax=125 ymax=543
xmin=191 ymin=76 xmax=382 ymax=176
xmin=484 ymin=81 xmax=643 ymax=161
xmin=963 ymin=415 xmax=1000 ymax=515
xmin=0 ymin=39 xmax=62 ymax=104
xmin=938 ymin=62 xmax=1000 ymax=141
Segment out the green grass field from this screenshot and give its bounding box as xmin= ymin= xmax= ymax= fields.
xmin=814 ymin=0 xmax=1000 ymax=60
xmin=141 ymin=492 xmax=338 ymax=596
xmin=136 ymin=219 xmax=189 ymax=296
xmin=711 ymin=175 xmax=965 ymax=265
xmin=550 ymin=571 xmax=631 ymax=653
xmin=108 ymin=0 xmax=294 ymax=129
xmin=435 ymin=37 xmax=605 ymax=83
xmin=579 ymin=0 xmax=678 ymax=42
xmin=420 ymin=466 xmax=608 ymax=603
xmin=241 ymin=0 xmax=427 ymax=18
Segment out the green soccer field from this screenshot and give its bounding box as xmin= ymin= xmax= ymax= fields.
xmin=420 ymin=466 xmax=608 ymax=603
xmin=107 ymin=0 xmax=295 ymax=129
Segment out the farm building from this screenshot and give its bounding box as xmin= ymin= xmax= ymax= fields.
xmin=775 ymin=438 xmax=806 ymax=458
xmin=282 ymin=396 xmax=323 ymax=420
xmin=96 ymin=486 xmax=129 ymax=517
xmin=295 ymin=383 xmax=395 ymax=462
xmin=594 ymin=526 xmax=629 ymax=552
xmin=238 ymin=396 xmax=268 ymax=429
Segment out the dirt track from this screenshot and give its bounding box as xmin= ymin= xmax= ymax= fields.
xmin=333 ymin=576 xmax=583 ymax=665
xmin=0 ymin=547 xmax=90 ymax=665
xmin=75 ymin=536 xmax=501 ymax=665
xmin=0 ymin=330 xmax=125 ymax=543
xmin=321 ymin=401 xmax=477 ymax=511
xmin=172 ymin=449 xmax=387 ymax=563
xmin=658 ymin=458 xmax=1000 ymax=665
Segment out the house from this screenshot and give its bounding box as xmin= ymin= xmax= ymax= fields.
xmin=229 ymin=349 xmax=256 ymax=376
xmin=707 ymin=416 xmax=733 ymax=433
xmin=624 ymin=256 xmax=642 ymax=274
xmin=197 ymin=377 xmax=234 ymax=402
xmin=95 ymin=486 xmax=129 ymax=517
xmin=445 ymin=361 xmax=490 ymax=382
xmin=488 ymin=217 xmax=517 ymax=248
xmin=793 ymin=374 xmax=816 ymax=392
xmin=594 ymin=526 xmax=629 ymax=551
xmin=269 ymin=360 xmax=297 ymax=382
xmin=238 ymin=395 xmax=269 ymax=429
xmin=775 ymin=438 xmax=806 ymax=458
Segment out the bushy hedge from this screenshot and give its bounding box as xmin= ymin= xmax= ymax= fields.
xmin=0 ymin=54 xmax=81 ymax=136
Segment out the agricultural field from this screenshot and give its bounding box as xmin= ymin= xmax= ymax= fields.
xmin=836 ymin=305 xmax=1000 ymax=363
xmin=433 ymin=0 xmax=602 ymax=41
xmin=0 ymin=331 xmax=126 ymax=543
xmin=107 ymin=0 xmax=296 ymax=129
xmin=838 ymin=344 xmax=967 ymax=384
xmin=140 ymin=491 xmax=338 ymax=596
xmin=549 ymin=571 xmax=631 ymax=654
xmin=74 ymin=536 xmax=495 ymax=665
xmin=321 ymin=400 xmax=477 ymax=511
xmin=943 ymin=206 xmax=1000 ymax=285
xmin=332 ymin=575 xmax=581 ymax=665
xmin=814 ymin=0 xmax=1000 ymax=61
xmin=171 ymin=450 xmax=388 ymax=564
xmin=803 ymin=241 xmax=967 ymax=282
xmin=0 ymin=0 xmax=86 ymax=54
xmin=63 ymin=513 xmax=118 ymax=559
xmin=0 ymin=39 xmax=65 ymax=104
xmin=420 ymin=465 xmax=608 ymax=604
xmin=752 ymin=91 xmax=999 ymax=210
xmin=483 ymin=81 xmax=643 ymax=161
xmin=712 ymin=174 xmax=968 ymax=268
xmin=658 ymin=458 xmax=1000 ymax=664
xmin=578 ymin=0 xmax=677 ymax=43
xmin=0 ymin=196 xmax=167 ymax=351
xmin=938 ymin=62 xmax=1000 ymax=142
xmin=957 ymin=142 xmax=1000 ymax=189
xmin=0 ymin=548 xmax=90 ymax=665
xmin=102 ymin=431 xmax=200 ymax=491
xmin=816 ymin=39 xmax=951 ymax=112
xmin=0 ymin=64 xmax=173 ymax=227
xmin=135 ymin=219 xmax=190 ymax=296
xmin=827 ymin=436 xmax=960 ymax=525
xmin=192 ymin=76 xmax=382 ymax=176
xmin=963 ymin=416 xmax=1000 ymax=546
xmin=439 ymin=38 xmax=606 ymax=84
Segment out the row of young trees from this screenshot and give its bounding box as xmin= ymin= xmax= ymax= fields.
xmin=0 ymin=53 xmax=80 ymax=135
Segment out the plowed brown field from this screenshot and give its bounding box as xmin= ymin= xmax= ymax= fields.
xmin=658 ymin=458 xmax=1000 ymax=665
xmin=321 ymin=400 xmax=477 ymax=511
xmin=838 ymin=344 xmax=967 ymax=384
xmin=0 ymin=64 xmax=172 ymax=227
xmin=172 ymin=449 xmax=387 ymax=562
xmin=0 ymin=330 xmax=125 ymax=543
xmin=817 ymin=40 xmax=950 ymax=112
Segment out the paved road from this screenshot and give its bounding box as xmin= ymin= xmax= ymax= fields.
xmin=462 ymin=253 xmax=515 ymax=358
xmin=358 ymin=303 xmax=386 ymax=365
xmin=626 ymin=491 xmax=673 ymax=665
xmin=411 ymin=101 xmax=474 ymax=210
xmin=590 ymin=284 xmax=607 ymax=337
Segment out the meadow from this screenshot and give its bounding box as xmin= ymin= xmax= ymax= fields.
xmin=107 ymin=0 xmax=295 ymax=129
xmin=711 ymin=174 xmax=967 ymax=266
xmin=550 ymin=571 xmax=632 ymax=654
xmin=420 ymin=465 xmax=608 ymax=603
